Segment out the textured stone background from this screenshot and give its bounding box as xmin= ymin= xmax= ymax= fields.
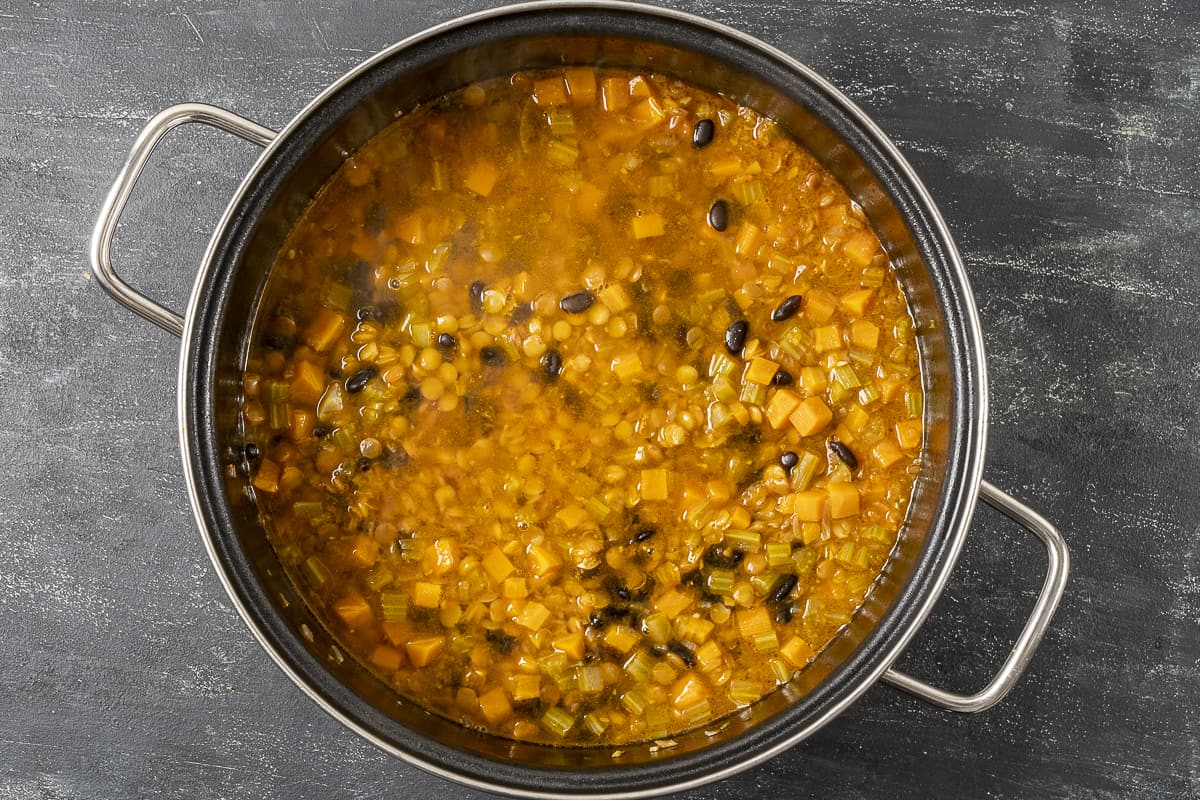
xmin=1 ymin=1 xmax=1196 ymax=798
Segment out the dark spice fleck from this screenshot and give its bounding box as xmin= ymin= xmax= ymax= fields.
xmin=469 ymin=280 xmax=486 ymax=315
xmin=345 ymin=367 xmax=376 ymax=394
xmin=771 ymin=294 xmax=803 ymax=322
xmin=312 ymin=426 xmax=329 ymax=439
xmin=708 ymin=199 xmax=729 ymax=232
xmin=356 ymin=456 xmax=372 ymax=472
xmin=542 ymin=349 xmax=563 ymax=380
xmin=675 ymin=324 xmax=690 ymax=347
xmin=693 ymin=118 xmax=715 ymax=149
xmin=780 ymin=451 xmax=799 ymax=473
xmin=767 ymin=573 xmax=799 ymax=606
xmin=559 ymin=289 xmax=595 ymax=314
xmin=479 ymin=346 xmax=507 ymax=366
xmin=772 ymin=368 xmax=794 ymax=386
xmin=724 ymin=319 xmax=749 ymax=355
xmin=355 ymin=306 xmax=374 ymax=322
xmin=830 ymin=440 xmax=859 ymax=471
xmin=436 ymin=332 xmax=457 ymax=350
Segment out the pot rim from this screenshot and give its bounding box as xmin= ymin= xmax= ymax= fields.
xmin=176 ymin=2 xmax=988 ymax=796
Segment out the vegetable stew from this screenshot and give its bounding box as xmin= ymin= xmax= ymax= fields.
xmin=240 ymin=67 xmax=923 ymax=746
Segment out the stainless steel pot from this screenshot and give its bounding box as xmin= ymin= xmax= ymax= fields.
xmin=89 ymin=3 xmax=1069 ymax=797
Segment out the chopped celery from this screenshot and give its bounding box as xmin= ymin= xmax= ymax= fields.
xmin=380 ymin=591 xmax=408 ymax=621
xmin=292 ymin=501 xmax=323 ymax=519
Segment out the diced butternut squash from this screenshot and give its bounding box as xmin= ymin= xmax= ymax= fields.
xmin=851 ymin=320 xmax=880 ymax=351
xmin=290 ymin=360 xmax=326 ymax=405
xmin=289 ymin=409 xmax=315 ymax=441
xmin=841 ymin=288 xmax=876 ymax=317
xmin=412 ymin=581 xmax=442 ymax=609
xmin=251 ymin=458 xmax=281 ymax=493
xmin=671 ymin=674 xmax=710 ymax=708
xmin=790 ymin=396 xmax=833 ymax=437
xmin=631 ymin=213 xmax=665 ymax=239
xmin=603 ymin=624 xmax=640 ymax=654
xmin=527 ymin=542 xmax=563 ymax=576
xmin=482 ymin=547 xmax=516 ymax=583
xmin=333 ymin=592 xmax=373 ymax=629
xmin=348 ymin=534 xmax=380 ymax=568
xmin=464 ymin=161 xmax=499 ymax=197
xmin=512 ymin=674 xmax=541 ymax=701
xmin=804 ymin=290 xmax=838 ymax=323
xmin=422 ymin=538 xmax=460 ymax=576
xmin=694 ymin=640 xmax=725 ymax=672
xmin=304 ymin=308 xmax=346 ymax=352
xmin=895 ymin=419 xmax=923 ymax=450
xmin=369 ymin=644 xmax=404 ymax=671
xmin=405 ymin=635 xmax=445 ymax=667
xmin=800 ymin=366 xmax=827 ymax=395
xmin=843 ymin=229 xmax=879 ymax=266
xmin=812 ymin=325 xmax=842 ymax=353
xmin=780 ymin=636 xmax=815 ymax=668
xmin=744 ymin=357 xmax=779 ymax=385
xmin=766 ymin=388 xmax=803 ymax=429
xmin=564 ymin=67 xmax=597 ymax=105
xmin=516 ymin=601 xmax=551 ymax=631
xmin=532 ymin=77 xmax=568 ymax=106
xmin=828 ymin=483 xmax=860 ymax=519
xmin=598 ymin=284 xmax=631 ymax=312
xmin=555 ymin=504 xmax=588 ymax=531
xmin=601 ymin=77 xmax=630 ymax=111
xmin=503 ymin=577 xmax=529 ymax=599
xmin=872 ymin=438 xmax=905 ymax=468
xmin=478 ymin=687 xmax=513 ymax=726
xmin=640 ymin=468 xmax=668 ymax=500
xmin=793 ymin=490 xmax=826 ymax=522
xmin=552 ymin=631 xmax=585 ymax=661
xmin=656 ymin=588 xmax=693 ymax=618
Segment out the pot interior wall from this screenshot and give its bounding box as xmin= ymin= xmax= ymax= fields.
xmin=189 ymin=7 xmax=978 ymax=795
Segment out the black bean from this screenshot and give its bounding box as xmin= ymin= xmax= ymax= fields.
xmin=771 ymin=294 xmax=803 ymax=322
xmin=634 ymin=528 xmax=656 ymax=543
xmin=510 ymin=302 xmax=534 ymax=324
xmin=708 ymin=199 xmax=729 ymax=232
xmin=345 ymin=367 xmax=376 ymax=394
xmin=480 ymin=346 xmax=507 ymax=366
xmin=675 ymin=324 xmax=690 ymax=346
xmin=724 ymin=319 xmax=748 ymax=355
xmin=703 ymin=544 xmax=745 ymax=569
xmin=355 ymin=306 xmax=374 ymax=322
xmin=780 ymin=451 xmax=799 ymax=473
xmin=830 ymin=440 xmax=859 ymax=471
xmin=772 ymin=368 xmax=794 ymax=386
xmin=402 ymin=385 xmax=422 ymax=405
xmin=668 ymin=641 xmax=697 ymax=667
xmin=693 ymin=118 xmax=715 ymax=149
xmin=773 ymin=605 xmax=795 ymax=624
xmin=356 ymin=456 xmax=372 ymax=472
xmin=469 ymin=280 xmax=486 ymax=315
xmin=312 ymin=426 xmax=329 ymax=439
xmin=243 ymin=443 xmax=260 ymax=461
xmin=588 ymin=612 xmax=606 ymax=629
xmin=767 ymin=573 xmax=799 ymax=606
xmin=559 ymin=289 xmax=595 ymax=314
xmin=436 ymin=332 xmax=457 ymax=350
xmin=260 ymin=333 xmax=292 ymax=351
xmin=542 ymin=349 xmax=563 ymax=380
xmin=384 ymin=447 xmax=411 ymax=468
xmin=485 ymin=629 xmax=516 ymax=654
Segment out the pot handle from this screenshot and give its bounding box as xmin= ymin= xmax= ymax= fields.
xmin=881 ymin=480 xmax=1069 ymax=712
xmin=89 ymin=103 xmax=277 ymax=337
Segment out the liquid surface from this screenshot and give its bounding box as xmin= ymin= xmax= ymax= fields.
xmin=241 ymin=68 xmax=924 ymax=746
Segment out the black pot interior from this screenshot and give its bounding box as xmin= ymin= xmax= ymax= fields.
xmin=184 ymin=5 xmax=983 ymax=796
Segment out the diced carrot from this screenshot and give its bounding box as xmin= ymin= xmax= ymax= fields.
xmin=790 ymin=396 xmax=833 ymax=437
xmin=405 ymin=635 xmax=445 ymax=667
